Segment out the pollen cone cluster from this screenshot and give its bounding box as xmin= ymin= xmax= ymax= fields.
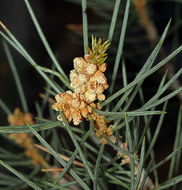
xmin=70 ymin=57 xmax=109 ymax=102
xmin=8 ymin=108 xmax=48 ymax=168
xmin=52 ymin=37 xmax=113 ymax=143
xmin=8 ymin=108 xmax=34 ymax=126
xmin=52 ymin=91 xmax=94 ymax=125
xmin=94 ymin=114 xmax=114 ymax=144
